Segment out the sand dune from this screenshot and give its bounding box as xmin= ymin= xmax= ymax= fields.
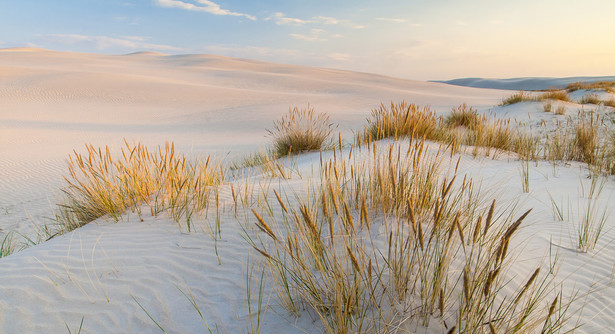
xmin=1 ymin=48 xmax=614 ymax=333
xmin=0 ymin=48 xmax=505 ymax=238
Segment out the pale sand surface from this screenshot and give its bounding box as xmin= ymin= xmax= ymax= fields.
xmin=0 ymin=48 xmax=504 ymax=239
xmin=1 ymin=48 xmax=614 ymax=333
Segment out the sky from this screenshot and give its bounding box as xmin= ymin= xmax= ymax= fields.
xmin=1 ymin=0 xmax=614 ymax=80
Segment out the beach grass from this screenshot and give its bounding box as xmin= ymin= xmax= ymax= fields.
xmin=578 ymin=94 xmax=601 ymax=105
xmin=245 ymin=136 xmax=572 ymax=333
xmin=55 ymin=141 xmax=225 ymax=234
xmin=565 ymin=81 xmax=615 ymax=93
xmin=268 ymin=105 xmax=336 ymax=157
xmin=43 ymin=101 xmax=615 ymax=332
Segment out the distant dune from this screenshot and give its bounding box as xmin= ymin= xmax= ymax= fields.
xmin=435 ymin=76 xmax=615 ymax=91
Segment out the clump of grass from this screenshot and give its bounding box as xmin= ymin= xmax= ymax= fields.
xmin=603 ymin=99 xmax=615 ymax=108
xmin=541 ymin=89 xmax=570 ymax=102
xmin=501 ymin=89 xmax=570 ymax=106
xmin=566 ymin=81 xmax=615 ymax=93
xmin=364 ymin=101 xmax=439 ymax=141
xmin=543 ymin=103 xmax=552 ymax=112
xmin=500 ymin=91 xmax=536 ymax=106
xmin=555 ymin=105 xmax=566 ymax=115
xmin=268 ymin=105 xmax=336 ymax=157
xmin=572 ymin=115 xmax=599 ymax=165
xmin=578 ymin=93 xmax=601 ymax=105
xmin=445 ymin=103 xmax=483 ymax=130
xmin=56 ymin=141 xmax=224 ymax=233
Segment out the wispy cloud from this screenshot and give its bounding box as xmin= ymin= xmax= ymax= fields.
xmin=328 ymin=53 xmax=351 ymax=61
xmin=375 ymin=17 xmax=421 ymax=27
xmin=290 ymin=29 xmax=327 ymax=42
xmin=41 ymin=34 xmax=182 ymax=52
xmin=314 ymin=16 xmax=365 ymax=29
xmin=375 ymin=17 xmax=406 ymax=23
xmin=154 ymin=0 xmax=256 ymax=20
xmin=266 ymin=12 xmax=364 ymax=29
xmin=267 ymin=12 xmax=309 ymax=25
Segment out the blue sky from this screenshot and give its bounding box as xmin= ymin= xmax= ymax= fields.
xmin=1 ymin=0 xmax=614 ymax=80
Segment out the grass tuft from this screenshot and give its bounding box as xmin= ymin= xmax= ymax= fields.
xmin=55 ymin=141 xmax=224 ymax=234
xmin=541 ymin=89 xmax=570 ymax=102
xmin=578 ymin=93 xmax=601 ymax=105
xmin=446 ymin=103 xmax=483 ymax=130
xmin=500 ymin=91 xmax=536 ymax=105
xmin=365 ymin=101 xmax=439 ymax=141
xmin=268 ymin=105 xmax=336 ymax=156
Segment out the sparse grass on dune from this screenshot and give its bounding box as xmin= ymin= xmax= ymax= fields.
xmin=500 ymin=91 xmax=537 ymax=106
xmin=445 ymin=103 xmax=483 ymax=130
xmin=572 ymin=115 xmax=599 ymax=165
xmin=500 ymin=90 xmax=570 ymax=106
xmin=566 ymin=81 xmax=615 ymax=93
xmin=363 ymin=101 xmax=540 ymax=161
xmin=33 ymin=100 xmax=613 ymax=332
xmin=541 ymin=89 xmax=570 ymax=102
xmin=544 ymin=103 xmax=566 ymax=115
xmin=364 ymin=101 xmax=440 ymax=141
xmin=246 ymin=137 xmax=572 ymax=333
xmin=576 ymin=173 xmax=609 ymax=253
xmin=268 ymin=105 xmax=336 ymax=157
xmin=502 ymin=81 xmax=615 ymax=108
xmin=229 ymin=150 xmax=295 ymax=179
xmin=55 ymin=141 xmax=224 ymax=234
xmin=578 ymin=93 xmax=603 ymax=105
xmin=603 ymin=99 xmax=615 ymax=108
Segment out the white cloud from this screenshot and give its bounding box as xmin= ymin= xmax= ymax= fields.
xmin=290 ymin=34 xmax=323 ymax=42
xmin=314 ymin=16 xmax=364 ymax=29
xmin=375 ymin=17 xmax=406 ymax=23
xmin=267 ymin=12 xmax=309 ymax=25
xmin=266 ymin=12 xmax=364 ymax=29
xmin=328 ymin=53 xmax=351 ymax=61
xmin=42 ymin=34 xmax=182 ymax=52
xmin=154 ymin=0 xmax=256 ymax=20
xmin=290 ymin=29 xmax=330 ymax=42
xmin=290 ymin=29 xmax=328 ymax=42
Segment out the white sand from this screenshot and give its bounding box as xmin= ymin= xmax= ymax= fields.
xmin=1 ymin=48 xmax=614 ymax=333
xmin=0 ymin=48 xmax=504 ymax=239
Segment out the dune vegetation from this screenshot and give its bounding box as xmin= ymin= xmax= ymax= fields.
xmin=500 ymin=81 xmax=615 ymax=107
xmin=11 ymin=97 xmax=609 ymax=332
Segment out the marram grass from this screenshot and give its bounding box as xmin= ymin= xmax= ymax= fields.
xmin=268 ymin=105 xmax=336 ymax=157
xmin=245 ymin=137 xmax=574 ymax=333
xmin=55 ymin=140 xmax=224 ymax=234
